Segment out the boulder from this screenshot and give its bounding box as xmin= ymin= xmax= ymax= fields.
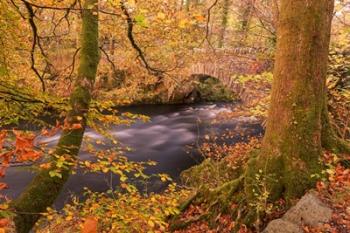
xmin=283 ymin=192 xmax=332 ymax=227
xmin=262 ymin=219 xmax=302 ymax=233
xmin=263 ymin=192 xmax=332 ymax=233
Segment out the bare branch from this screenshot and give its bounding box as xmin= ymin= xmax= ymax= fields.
xmin=199 ymin=0 xmax=219 ymax=49
xmin=66 ymin=48 xmax=81 ymax=81
xmin=120 ymin=0 xmax=164 ymax=80
xmin=23 ymin=0 xmax=46 ymax=91
xmin=99 ymin=46 xmax=118 ymax=78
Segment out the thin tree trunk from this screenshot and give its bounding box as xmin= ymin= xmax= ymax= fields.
xmin=218 ymin=0 xmax=230 ymax=48
xmin=12 ymin=0 xmax=100 ymax=232
xmin=239 ymin=0 xmax=255 ymax=45
xmin=186 ymin=0 xmax=190 ymax=11
xmin=180 ymin=0 xmax=184 ymax=10
xmin=245 ymin=0 xmax=334 ymax=201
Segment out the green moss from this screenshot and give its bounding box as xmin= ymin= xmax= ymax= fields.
xmin=181 ymin=158 xmax=242 ymax=189
xmin=196 ymin=77 xmax=236 ymax=102
xmin=70 ymin=86 xmax=91 ymax=111
xmin=77 ymin=0 xmax=100 ymax=81
xmin=12 ymin=170 xmax=70 ymax=233
xmin=12 ymin=1 xmax=100 ymax=232
xmin=205 ymin=177 xmax=243 ymax=210
xmin=244 ymin=151 xmax=284 ymax=200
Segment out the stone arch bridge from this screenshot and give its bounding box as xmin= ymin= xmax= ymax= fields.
xmin=190 ymin=47 xmax=272 ymax=105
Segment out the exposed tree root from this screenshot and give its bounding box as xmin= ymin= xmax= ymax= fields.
xmin=170 ymin=213 xmax=209 ymax=231
xmin=171 ymin=147 xmax=332 ymax=231
xmin=322 ymin=108 xmax=350 ymax=168
xmin=170 ymin=177 xmax=245 ymax=231
xmin=322 ymin=125 xmax=350 ymax=155
xmin=322 ymin=100 xmax=350 ymax=155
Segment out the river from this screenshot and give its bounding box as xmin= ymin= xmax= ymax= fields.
xmin=2 ymin=103 xmax=263 ymax=208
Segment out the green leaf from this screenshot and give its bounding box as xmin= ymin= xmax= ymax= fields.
xmin=135 ymin=14 xmax=148 ymax=27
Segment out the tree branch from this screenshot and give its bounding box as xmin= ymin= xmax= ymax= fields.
xmin=199 ymin=0 xmax=219 ymax=49
xmin=120 ymin=0 xmax=164 ymax=80
xmin=23 ymin=0 xmax=46 ymax=92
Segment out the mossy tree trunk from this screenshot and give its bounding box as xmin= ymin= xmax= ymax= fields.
xmin=245 ymin=0 xmax=334 ymax=202
xmin=173 ymin=0 xmax=349 ymax=230
xmin=12 ymin=0 xmax=100 ymax=232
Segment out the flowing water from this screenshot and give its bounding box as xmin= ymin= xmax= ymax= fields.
xmin=2 ymin=103 xmax=263 ymax=208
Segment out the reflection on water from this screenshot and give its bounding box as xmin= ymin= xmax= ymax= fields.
xmin=2 ymin=103 xmax=263 ymax=208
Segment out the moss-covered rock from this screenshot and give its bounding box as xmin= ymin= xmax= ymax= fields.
xmin=194 ymin=75 xmax=236 ymax=102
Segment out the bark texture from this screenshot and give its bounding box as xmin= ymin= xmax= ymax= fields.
xmin=12 ymin=1 xmax=100 ymax=232
xmin=245 ymin=0 xmax=334 ymax=202
xmin=173 ymin=1 xmax=350 ymax=230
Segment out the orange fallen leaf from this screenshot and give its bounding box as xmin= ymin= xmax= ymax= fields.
xmin=0 ymin=218 xmax=9 ymax=227
xmin=0 ymin=131 xmax=6 ymax=150
xmin=14 ymin=130 xmax=36 ymax=151
xmin=13 ymin=131 xmax=42 ymax=162
xmin=71 ymin=123 xmax=83 ymax=130
xmin=0 ymin=183 xmax=8 ymax=190
xmin=81 ymin=216 xmax=98 ymax=233
xmin=39 ymin=163 xmax=51 ymax=169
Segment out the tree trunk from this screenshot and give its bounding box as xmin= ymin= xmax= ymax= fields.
xmin=239 ymin=0 xmax=255 ymax=45
xmin=218 ymin=0 xmax=230 ymax=48
xmin=186 ymin=0 xmax=190 ymax=11
xmin=172 ymin=1 xmax=350 ymax=230
xmin=12 ymin=0 xmax=100 ymax=232
xmin=245 ymin=0 xmax=334 ymax=201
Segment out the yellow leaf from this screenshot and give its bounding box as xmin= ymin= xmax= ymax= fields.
xmin=0 ymin=204 xmax=8 ymax=210
xmin=178 ymin=19 xmax=187 ymax=29
xmin=127 ymin=0 xmax=136 ymax=7
xmin=84 ymin=161 xmax=91 ymax=168
xmin=157 ymin=12 xmax=166 ymax=20
xmin=96 ymin=140 xmax=102 ymax=145
xmin=147 ymin=220 xmax=155 ymax=228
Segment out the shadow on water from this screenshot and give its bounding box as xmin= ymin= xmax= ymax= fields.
xmin=2 ymin=103 xmax=263 ymax=208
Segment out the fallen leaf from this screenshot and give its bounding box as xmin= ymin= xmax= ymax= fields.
xmin=0 ymin=183 xmax=8 ymax=190
xmin=0 ymin=218 xmax=9 ymax=227
xmin=0 ymin=131 xmax=6 ymax=150
xmin=81 ymin=216 xmax=98 ymax=233
xmin=71 ymin=123 xmax=83 ymax=129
